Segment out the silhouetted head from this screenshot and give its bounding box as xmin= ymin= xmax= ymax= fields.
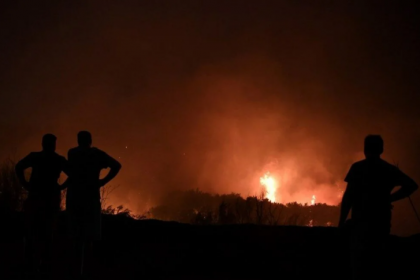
xmin=364 ymin=135 xmax=383 ymax=159
xmin=42 ymin=134 xmax=56 ymax=153
xmin=77 ymin=131 xmax=92 ymax=148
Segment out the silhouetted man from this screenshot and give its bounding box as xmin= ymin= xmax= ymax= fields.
xmin=338 ymin=135 xmax=418 ymax=279
xmin=65 ymin=131 xmax=121 ymax=278
xmin=15 ymin=133 xmax=69 ymax=275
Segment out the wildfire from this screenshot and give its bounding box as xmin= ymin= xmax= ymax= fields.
xmin=260 ymin=172 xmax=277 ymax=202
xmin=311 ymin=195 xmax=316 ymax=205
xmin=308 ymin=219 xmax=313 ymax=227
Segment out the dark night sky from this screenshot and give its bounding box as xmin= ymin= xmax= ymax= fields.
xmin=1 ymin=1 xmax=419 ymax=235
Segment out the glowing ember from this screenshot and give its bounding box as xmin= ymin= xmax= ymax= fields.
xmin=260 ymin=172 xmax=277 ymax=202
xmin=311 ymin=195 xmax=316 ymax=205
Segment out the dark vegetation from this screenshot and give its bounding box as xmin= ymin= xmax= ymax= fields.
xmin=150 ymin=189 xmax=339 ymax=226
xmin=1 ymin=158 xmax=339 ymax=226
xmin=0 ymin=159 xmax=26 ymax=213
xmin=1 ymin=211 xmax=419 ymax=279
xmin=1 ymin=159 xmax=419 ymax=279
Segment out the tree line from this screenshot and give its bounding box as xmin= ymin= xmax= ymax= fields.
xmin=0 ymin=159 xmax=339 ymax=226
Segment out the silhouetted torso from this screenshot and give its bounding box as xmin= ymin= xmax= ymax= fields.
xmin=345 ymin=158 xmax=405 ymax=234
xmin=66 ymin=146 xmax=114 ymax=207
xmin=17 ymin=151 xmax=67 ymax=204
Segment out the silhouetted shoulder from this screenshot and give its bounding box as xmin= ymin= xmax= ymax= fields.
xmin=29 ymin=151 xmax=42 ymax=158
xmin=26 ymin=151 xmax=39 ymax=159
xmin=344 ymin=160 xmax=366 ymax=183
xmin=378 ymin=159 xmax=409 ymax=186
xmin=90 ymin=147 xmax=105 ymax=157
xmin=349 ymin=160 xmax=366 ymax=169
xmin=68 ymin=147 xmax=86 ymax=161
xmin=378 ymin=159 xmax=399 ymax=169
xmin=54 ymin=153 xmax=67 ymax=166
xmin=16 ymin=152 xmax=39 ymax=168
xmin=345 ymin=158 xmax=405 ymax=185
xmin=91 ymin=147 xmax=120 ymax=169
xmin=68 ymin=147 xmax=78 ymax=153
xmin=68 ymin=147 xmax=79 ymax=156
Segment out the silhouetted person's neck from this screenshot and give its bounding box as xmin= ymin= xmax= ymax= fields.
xmin=42 ymin=144 xmax=56 ymax=154
xmin=42 ymin=148 xmax=55 ymax=154
xmin=78 ymin=144 xmax=91 ymax=150
xmin=365 ymin=154 xmax=381 ymax=160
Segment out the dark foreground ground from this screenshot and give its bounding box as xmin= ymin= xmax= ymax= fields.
xmin=1 ymin=212 xmax=419 ymax=279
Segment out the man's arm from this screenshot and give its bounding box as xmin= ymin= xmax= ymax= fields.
xmin=15 ymin=153 xmax=33 ymax=191
xmin=62 ymin=157 xmax=71 ymax=177
xmin=59 ymin=156 xmax=71 ymax=191
xmin=390 ymin=169 xmax=418 ymax=203
xmin=60 ymin=150 xmax=72 ymax=191
xmin=338 ymin=183 xmax=354 ymax=227
xmin=99 ymin=153 xmax=121 ymax=187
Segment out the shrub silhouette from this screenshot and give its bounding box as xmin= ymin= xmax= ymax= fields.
xmin=149 ymin=189 xmax=339 ymax=226
xmin=0 ymin=161 xmax=340 ymax=226
xmin=0 ymin=158 xmax=26 ymax=213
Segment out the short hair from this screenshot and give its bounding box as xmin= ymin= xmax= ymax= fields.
xmin=42 ymin=134 xmax=56 ymax=150
xmin=364 ymin=135 xmax=383 ymax=156
xmin=77 ymin=131 xmax=92 ymax=146
xmin=42 ymin=133 xmax=56 ymax=144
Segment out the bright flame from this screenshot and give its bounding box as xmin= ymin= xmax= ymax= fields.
xmin=311 ymin=195 xmax=316 ymax=205
xmin=260 ymin=172 xmax=277 ymax=202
